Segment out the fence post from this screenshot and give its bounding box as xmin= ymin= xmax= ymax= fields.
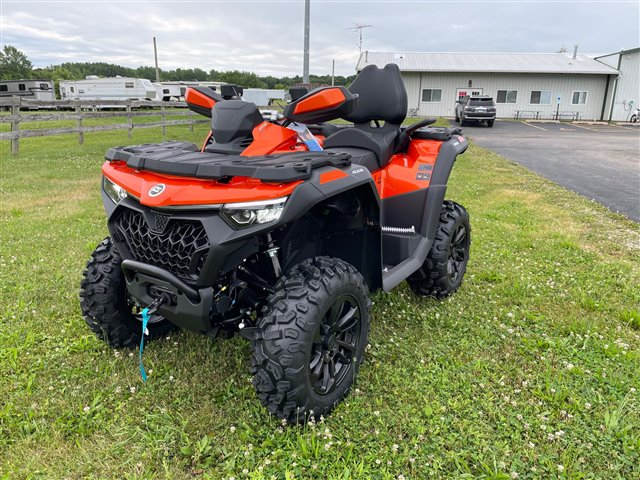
xmin=10 ymin=96 xmax=20 ymax=155
xmin=126 ymin=100 xmax=133 ymax=138
xmin=75 ymin=101 xmax=84 ymax=145
xmin=161 ymin=104 xmax=167 ymax=138
xmin=189 ymin=109 xmax=194 ymax=133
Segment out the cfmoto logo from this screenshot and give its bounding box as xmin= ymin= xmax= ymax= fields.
xmin=148 ymin=184 xmax=165 ymax=197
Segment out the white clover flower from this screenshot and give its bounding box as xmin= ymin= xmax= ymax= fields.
xmin=129 ymin=386 xmax=136 ymax=393
xmin=83 ymin=406 xmax=90 ymax=412
xmin=230 ymin=426 xmax=236 ymax=433
xmin=557 ymin=465 xmax=564 ymax=472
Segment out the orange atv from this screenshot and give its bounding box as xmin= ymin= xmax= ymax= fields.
xmin=80 ymin=64 xmax=470 ymax=423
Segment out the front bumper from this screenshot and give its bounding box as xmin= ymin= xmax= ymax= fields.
xmin=122 ymin=259 xmax=214 ymax=332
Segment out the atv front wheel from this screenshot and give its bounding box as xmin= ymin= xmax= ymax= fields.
xmin=79 ymin=237 xmax=176 ymax=348
xmin=407 ymin=201 xmax=470 ymax=298
xmin=251 ymin=257 xmax=370 ymax=423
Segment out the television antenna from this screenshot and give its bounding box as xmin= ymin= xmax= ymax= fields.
xmin=346 ymin=24 xmax=372 ymax=54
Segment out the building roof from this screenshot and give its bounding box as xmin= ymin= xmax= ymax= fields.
xmin=356 ymin=52 xmax=619 ymax=75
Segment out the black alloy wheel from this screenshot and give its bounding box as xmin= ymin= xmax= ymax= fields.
xmin=309 ymin=293 xmax=362 ymax=395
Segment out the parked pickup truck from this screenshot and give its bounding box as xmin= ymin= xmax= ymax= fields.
xmin=455 ymin=95 xmax=496 ymax=127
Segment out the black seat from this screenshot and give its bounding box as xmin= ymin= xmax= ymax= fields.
xmin=323 ymin=64 xmax=407 ymax=170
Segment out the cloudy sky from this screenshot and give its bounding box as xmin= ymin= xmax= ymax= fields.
xmin=1 ymin=1 xmax=638 ymax=76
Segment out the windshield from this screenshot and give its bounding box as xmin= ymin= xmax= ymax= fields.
xmin=469 ymin=98 xmax=494 ymax=106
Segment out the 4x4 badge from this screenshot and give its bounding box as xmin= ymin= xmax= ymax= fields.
xmin=148 ymin=184 xmax=165 ymax=197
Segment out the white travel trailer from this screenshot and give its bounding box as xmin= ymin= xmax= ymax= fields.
xmin=153 ymin=82 xmax=189 ymax=101
xmin=59 ymin=76 xmax=156 ymax=101
xmin=242 ymin=88 xmax=286 ymax=106
xmin=0 ymin=79 xmax=55 ymax=107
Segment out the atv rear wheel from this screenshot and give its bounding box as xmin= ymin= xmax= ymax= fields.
xmin=407 ymin=201 xmax=470 ymax=298
xmin=251 ymin=257 xmax=370 ymax=423
xmin=79 ymin=237 xmax=176 ymax=348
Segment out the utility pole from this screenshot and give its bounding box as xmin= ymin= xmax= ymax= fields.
xmin=346 ymin=24 xmax=372 ymax=54
xmin=303 ymin=0 xmax=310 ymax=84
xmin=331 ymin=59 xmax=335 ymax=86
xmin=153 ymin=37 xmax=160 ymax=82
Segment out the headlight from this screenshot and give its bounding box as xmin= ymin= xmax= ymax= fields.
xmin=103 ymin=176 xmax=128 ymax=204
xmin=221 ymin=197 xmax=287 ymax=229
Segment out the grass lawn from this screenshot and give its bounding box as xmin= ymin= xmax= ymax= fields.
xmin=1 ymin=122 xmax=639 ymax=479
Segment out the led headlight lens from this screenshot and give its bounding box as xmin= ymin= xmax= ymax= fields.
xmin=103 ymin=176 xmax=128 ymax=204
xmin=221 ymin=197 xmax=287 ymax=229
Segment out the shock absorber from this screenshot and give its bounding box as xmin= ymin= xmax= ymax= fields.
xmin=265 ymin=233 xmax=282 ymax=277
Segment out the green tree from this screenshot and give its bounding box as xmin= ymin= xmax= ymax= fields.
xmin=0 ymin=45 xmax=33 ymax=80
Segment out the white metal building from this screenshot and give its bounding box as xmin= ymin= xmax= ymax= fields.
xmin=596 ymin=47 xmax=640 ymax=121
xmin=356 ymin=51 xmax=634 ymax=121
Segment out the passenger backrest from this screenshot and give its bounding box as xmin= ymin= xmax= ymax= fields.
xmin=323 ymin=64 xmax=408 ymax=169
xmin=344 ymin=64 xmax=407 ymax=125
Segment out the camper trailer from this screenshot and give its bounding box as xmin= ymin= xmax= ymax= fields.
xmin=153 ymin=82 xmax=185 ymax=101
xmin=59 ymin=76 xmax=156 ymax=102
xmin=0 ymin=79 xmax=55 ymax=108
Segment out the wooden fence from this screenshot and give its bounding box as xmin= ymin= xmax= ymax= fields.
xmin=0 ymin=97 xmax=209 ymax=154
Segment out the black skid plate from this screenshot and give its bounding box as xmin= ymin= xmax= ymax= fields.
xmin=106 ymin=142 xmax=352 ymax=183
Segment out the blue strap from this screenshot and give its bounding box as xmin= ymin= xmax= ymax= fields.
xmin=139 ymin=307 xmax=151 ymax=382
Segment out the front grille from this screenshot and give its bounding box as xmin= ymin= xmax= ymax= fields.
xmin=113 ymin=208 xmax=209 ymax=281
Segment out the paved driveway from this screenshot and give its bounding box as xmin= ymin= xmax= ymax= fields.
xmin=461 ymin=120 xmax=640 ymax=221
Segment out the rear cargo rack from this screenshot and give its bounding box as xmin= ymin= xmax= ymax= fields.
xmin=106 ymin=142 xmax=352 ymax=183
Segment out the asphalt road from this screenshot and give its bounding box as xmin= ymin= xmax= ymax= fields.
xmin=460 ymin=120 xmax=640 ymax=221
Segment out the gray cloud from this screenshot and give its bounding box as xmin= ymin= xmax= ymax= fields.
xmin=2 ymin=1 xmax=638 ymax=76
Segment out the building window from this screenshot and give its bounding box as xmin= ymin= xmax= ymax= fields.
xmin=70 ymin=87 xmax=75 ymax=93
xmin=572 ymin=91 xmax=588 ymax=105
xmin=421 ymin=88 xmax=442 ymax=102
xmin=18 ymin=83 xmax=26 ymax=91
xmin=40 ymin=83 xmax=50 ymax=90
xmin=78 ymin=89 xmax=85 ymax=94
xmin=496 ymin=90 xmax=518 ymax=104
xmin=0 ymin=85 xmax=7 ymax=92
xmin=125 ymin=82 xmax=135 ymax=88
xmin=530 ymin=90 xmax=552 ymax=105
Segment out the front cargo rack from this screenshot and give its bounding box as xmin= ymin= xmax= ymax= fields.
xmin=106 ymin=142 xmax=352 ymax=183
